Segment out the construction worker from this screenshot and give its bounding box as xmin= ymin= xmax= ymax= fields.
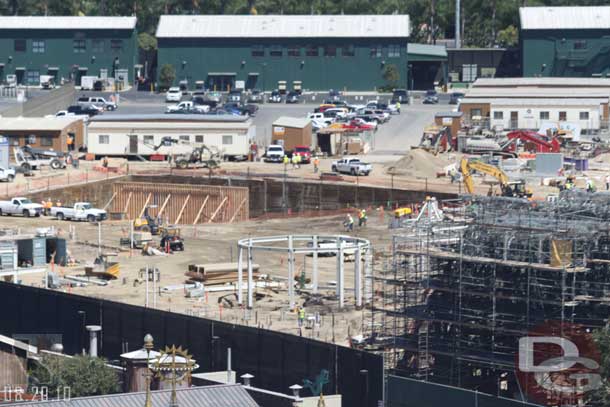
xmin=313 ymin=157 xmax=320 ymax=174
xmin=291 ymin=154 xmax=299 ymax=169
xmin=66 ymin=135 xmax=74 ymax=151
xmin=283 ymin=155 xmax=289 ymax=166
xmin=358 ymin=209 xmax=368 ymax=227
xmin=344 ymin=213 xmax=354 ymax=232
xmin=298 ymin=306 xmax=306 ymax=327
xmin=55 ymin=199 xmax=62 ymax=208
xmin=586 ymin=178 xmax=596 ymax=193
xmin=396 ymin=100 xmax=401 ymax=114
xmin=605 ymin=174 xmax=610 ymax=190
xmin=102 ymin=156 xmax=109 ymax=169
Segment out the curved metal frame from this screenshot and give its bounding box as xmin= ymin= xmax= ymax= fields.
xmin=237 ymin=235 xmax=372 ymax=310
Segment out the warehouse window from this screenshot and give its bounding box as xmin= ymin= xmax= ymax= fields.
xmin=40 ymin=137 xmax=53 ymax=147
xmin=559 ymin=111 xmax=567 ymax=121
xmin=98 ymin=135 xmax=110 ymax=144
xmin=222 ymin=135 xmax=233 ymax=145
xmin=580 ymin=111 xmax=590 ymax=120
xmin=493 ymin=111 xmax=503 ymax=120
xmin=540 ymin=111 xmax=550 ymax=120
xmin=251 ymin=45 xmax=264 ymax=57
xmin=269 ymin=45 xmax=283 ymax=57
xmin=14 ymin=39 xmax=26 ymax=52
xmin=143 ymin=135 xmax=154 ymax=145
xmin=180 ymin=135 xmax=190 ymax=142
xmin=111 ymin=40 xmax=123 ymax=51
xmin=305 ymin=45 xmax=319 ymax=57
xmin=324 ymin=45 xmax=337 ymax=57
xmin=388 ymin=44 xmax=400 ymax=57
xmin=370 ymin=45 xmax=382 ymax=58
xmin=341 ymin=45 xmax=355 ymax=57
xmin=574 ymin=40 xmax=587 ymax=50
xmin=470 ymin=108 xmax=482 ymax=119
xmin=25 ymin=70 xmax=39 ymax=85
xmin=26 ymin=135 xmax=36 ymax=145
xmin=195 ymin=135 xmax=204 ymax=143
xmin=92 ymin=39 xmax=104 ymax=53
xmin=287 ymin=45 xmax=301 ymax=57
xmin=32 ymin=40 xmax=45 ymax=54
xmin=73 ymin=39 xmax=86 ymax=53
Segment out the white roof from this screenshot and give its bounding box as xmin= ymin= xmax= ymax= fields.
xmin=273 ymin=116 xmax=311 ymax=128
xmin=473 ymin=77 xmax=610 ymax=88
xmin=120 ymin=349 xmax=161 ymax=360
xmin=463 ymin=98 xmax=607 ymax=107
xmin=0 ymin=116 xmax=82 ymax=131
xmin=520 ymin=6 xmax=610 ymax=30
xmin=0 ymin=334 xmax=37 ymax=354
xmin=464 ymin=88 xmax=610 ymax=99
xmin=0 ymin=16 xmax=136 ymax=30
xmin=156 ymin=15 xmax=410 ymax=38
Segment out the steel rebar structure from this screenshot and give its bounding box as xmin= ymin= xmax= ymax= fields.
xmin=365 ymin=192 xmax=610 ymax=401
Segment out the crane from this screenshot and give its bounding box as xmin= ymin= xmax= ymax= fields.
xmin=460 ymin=158 xmax=532 ymax=198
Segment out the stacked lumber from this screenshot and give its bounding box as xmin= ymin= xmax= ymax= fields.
xmin=186 ymin=262 xmax=261 ymax=285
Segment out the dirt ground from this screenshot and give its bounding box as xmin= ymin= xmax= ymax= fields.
xmin=7 ymin=208 xmax=397 ymax=347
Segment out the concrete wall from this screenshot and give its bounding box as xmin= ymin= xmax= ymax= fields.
xmin=26 ymin=177 xmax=116 ymax=208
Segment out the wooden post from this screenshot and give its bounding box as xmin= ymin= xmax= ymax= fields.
xmin=157 ymin=194 xmax=172 ymax=217
xmin=193 ymin=195 xmax=210 ymax=225
xmin=229 ymin=198 xmax=248 ymax=223
xmin=208 ymin=196 xmax=228 ymax=223
xmin=123 ymin=192 xmax=133 ymax=215
xmin=138 ymin=192 xmax=152 ymax=218
xmin=174 ymin=194 xmax=191 ymax=224
xmin=103 ymin=192 xmax=117 ymax=211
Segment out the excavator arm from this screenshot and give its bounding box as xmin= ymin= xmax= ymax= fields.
xmin=460 ymin=158 xmax=510 ymax=194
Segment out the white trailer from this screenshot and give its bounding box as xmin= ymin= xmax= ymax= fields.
xmin=86 ymin=114 xmax=254 ymax=161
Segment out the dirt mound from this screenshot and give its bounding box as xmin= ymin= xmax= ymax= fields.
xmin=385 ymin=149 xmax=454 ymax=178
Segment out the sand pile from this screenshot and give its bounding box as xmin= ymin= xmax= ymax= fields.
xmin=385 ymin=149 xmax=459 ymax=178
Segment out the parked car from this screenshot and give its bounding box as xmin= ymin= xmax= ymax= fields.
xmin=241 ymin=103 xmax=259 ymax=116
xmin=0 ymin=197 xmax=43 ymax=217
xmin=67 ymin=104 xmax=100 ymax=117
xmin=268 ymin=90 xmax=282 ymax=103
xmin=449 ymin=92 xmax=465 ymax=105
xmin=343 ymin=118 xmax=376 ymax=131
xmin=165 ymin=87 xmax=182 ymax=102
xmin=166 ymin=101 xmax=208 ymax=114
xmin=307 ymin=113 xmax=333 ymax=129
xmin=0 ymin=166 xmax=15 ymax=182
xmin=355 ymin=109 xmax=384 ymax=124
xmin=323 ymin=108 xmax=348 ymax=119
xmin=223 ymin=103 xmax=247 ymax=116
xmin=228 ymin=90 xmax=243 ymax=103
xmin=423 ymin=89 xmax=439 ymax=104
xmin=331 ymin=158 xmax=372 ymax=176
xmin=391 ymin=88 xmax=409 ymax=104
xmin=77 ymin=96 xmax=117 ymax=111
xmin=50 ymin=202 xmax=107 ymax=222
xmin=206 ymin=91 xmax=222 ymax=103
xmin=328 ymin=89 xmax=341 ymax=102
xmin=265 ymin=145 xmax=285 ymax=162
xmin=193 ymin=97 xmax=218 ymax=109
xmin=293 ymin=146 xmax=312 ymax=163
xmin=285 ymin=91 xmax=301 ymax=104
xmin=248 ymin=89 xmax=264 ymax=103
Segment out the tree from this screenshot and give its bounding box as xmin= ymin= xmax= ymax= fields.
xmin=28 ymin=354 xmax=120 ymax=398
xmin=138 ymin=32 xmax=157 ymax=52
xmin=382 ymin=64 xmax=400 ymax=91
xmin=159 ymin=64 xmax=176 ymax=90
xmin=497 ymin=25 xmax=518 ymax=48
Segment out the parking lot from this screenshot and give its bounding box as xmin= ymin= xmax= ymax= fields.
xmin=76 ymin=89 xmax=445 ymax=156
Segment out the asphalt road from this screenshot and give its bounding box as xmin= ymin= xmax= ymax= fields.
xmin=78 ymin=90 xmax=447 ymax=155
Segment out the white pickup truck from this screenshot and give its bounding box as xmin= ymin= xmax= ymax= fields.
xmin=0 ymin=197 xmax=43 ymax=217
xmin=166 ymin=101 xmax=208 ymax=114
xmin=331 ymin=158 xmax=372 ymax=176
xmin=50 ymin=202 xmax=107 ymax=222
xmin=0 ymin=166 xmax=15 ymax=182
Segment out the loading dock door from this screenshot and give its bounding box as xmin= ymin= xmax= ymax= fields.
xmin=15 ymin=68 xmax=25 ymax=85
xmin=246 ymin=73 xmax=259 ymax=90
xmin=129 ymin=135 xmax=138 ymax=154
xmin=510 ymin=112 xmax=518 ymax=129
xmin=207 ymin=73 xmax=236 ymax=92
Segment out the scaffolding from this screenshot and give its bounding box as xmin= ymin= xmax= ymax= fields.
xmin=365 ymin=191 xmax=610 ymax=399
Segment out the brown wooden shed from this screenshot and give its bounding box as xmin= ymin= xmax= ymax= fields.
xmin=271 ymin=116 xmax=312 ymax=152
xmin=0 ymin=116 xmax=85 ymax=156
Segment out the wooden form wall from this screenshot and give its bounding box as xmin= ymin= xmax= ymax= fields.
xmin=111 ymin=182 xmax=249 ymax=224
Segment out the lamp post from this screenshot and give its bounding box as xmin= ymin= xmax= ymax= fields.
xmin=360 ymin=369 xmax=369 ymax=407
xmin=77 ymin=310 xmax=86 ymax=355
xmin=143 ymin=333 xmax=154 ymax=407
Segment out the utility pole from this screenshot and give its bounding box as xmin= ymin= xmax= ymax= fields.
xmin=455 ymin=0 xmax=461 ymax=48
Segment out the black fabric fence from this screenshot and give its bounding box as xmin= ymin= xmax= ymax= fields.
xmin=0 ymin=282 xmax=383 ymax=407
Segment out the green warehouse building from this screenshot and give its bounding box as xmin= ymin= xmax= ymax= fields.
xmin=156 ymin=14 xmax=410 ymax=92
xmin=0 ymin=16 xmax=137 ymax=86
xmin=520 ymin=6 xmax=610 ymax=77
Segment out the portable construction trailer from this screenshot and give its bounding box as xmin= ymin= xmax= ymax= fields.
xmin=86 ymin=114 xmax=255 ymax=160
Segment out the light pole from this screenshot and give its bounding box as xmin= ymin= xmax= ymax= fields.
xmin=360 ymin=369 xmax=369 ymax=407
xmin=77 ymin=310 xmax=86 ymax=355
xmin=143 ymin=333 xmax=154 ymax=407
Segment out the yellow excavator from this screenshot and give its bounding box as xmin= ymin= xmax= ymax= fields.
xmin=460 ymin=158 xmax=533 ymax=199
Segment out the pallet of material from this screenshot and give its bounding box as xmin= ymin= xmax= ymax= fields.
xmin=186 ymin=262 xmax=261 ymax=285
